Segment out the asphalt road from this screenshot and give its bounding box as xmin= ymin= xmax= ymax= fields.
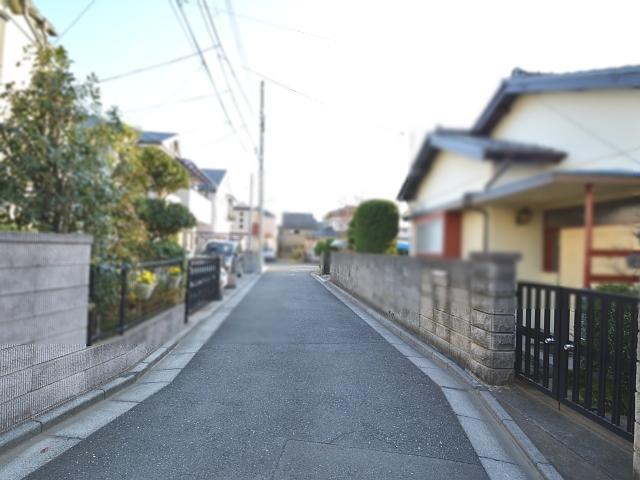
xmin=27 ymin=268 xmax=487 ymax=479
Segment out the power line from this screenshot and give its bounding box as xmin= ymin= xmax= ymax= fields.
xmin=199 ymin=1 xmax=254 ymax=128
xmin=241 ymin=66 xmax=405 ymax=136
xmin=56 ymin=0 xmax=98 ymax=41
xmin=100 ymin=48 xmax=214 ymax=83
xmin=218 ymin=9 xmax=335 ymax=42
xmin=223 ymin=0 xmax=250 ymax=78
xmin=201 ymin=0 xmax=256 ymax=117
xmin=173 ymin=0 xmax=256 ymax=157
xmin=123 ymin=93 xmax=216 ymax=114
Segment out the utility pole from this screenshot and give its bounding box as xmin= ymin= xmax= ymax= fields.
xmin=258 ymin=80 xmax=265 ymax=271
xmin=247 ymin=173 xmax=254 ymax=267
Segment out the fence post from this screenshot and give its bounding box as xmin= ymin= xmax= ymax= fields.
xmin=214 ymin=257 xmax=222 ymax=300
xmin=87 ymin=265 xmax=95 ymax=347
xmin=119 ymin=265 xmax=128 ymax=335
xmin=184 ymin=260 xmax=191 ymax=323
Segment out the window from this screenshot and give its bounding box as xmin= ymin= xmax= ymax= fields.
xmin=415 ymin=217 xmax=444 ymax=255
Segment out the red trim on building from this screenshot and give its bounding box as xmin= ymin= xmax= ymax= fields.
xmin=443 ymin=210 xmax=461 ymax=258
xmin=583 ymin=184 xmax=594 ymax=288
xmin=543 ymin=227 xmax=558 ymax=272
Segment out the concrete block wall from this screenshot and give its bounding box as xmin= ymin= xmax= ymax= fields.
xmin=0 ymin=232 xmax=188 ymax=435
xmin=331 ymin=252 xmax=520 ymax=385
xmin=634 ymin=321 xmax=640 ymax=479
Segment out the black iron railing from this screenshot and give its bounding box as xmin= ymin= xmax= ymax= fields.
xmin=88 ymin=259 xmax=185 ymax=345
xmin=185 ymin=256 xmax=222 ymax=319
xmin=516 ymin=282 xmax=638 ymax=440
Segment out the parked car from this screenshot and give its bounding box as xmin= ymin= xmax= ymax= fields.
xmin=263 ymin=246 xmax=277 ymax=263
xmin=202 ymin=240 xmax=243 ymax=288
xmin=219 ymin=267 xmax=228 ymax=290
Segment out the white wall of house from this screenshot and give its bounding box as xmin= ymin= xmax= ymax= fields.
xmin=0 ymin=4 xmax=37 ymax=88
xmin=174 ymin=188 xmax=212 ymax=227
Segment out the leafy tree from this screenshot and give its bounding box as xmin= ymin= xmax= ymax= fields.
xmin=137 ymin=146 xmax=189 ymax=198
xmin=0 ymin=45 xmax=121 ymax=242
xmin=136 ymin=198 xmax=196 ymax=241
xmin=351 ymin=200 xmax=399 ymax=254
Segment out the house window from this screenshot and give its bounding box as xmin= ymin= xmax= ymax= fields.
xmin=543 ymin=227 xmax=559 ymax=272
xmin=415 ymin=216 xmax=444 ymax=255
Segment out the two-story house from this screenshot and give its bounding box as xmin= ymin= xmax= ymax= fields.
xmin=138 ymin=131 xmax=217 ymax=253
xmin=0 ymin=0 xmax=56 ymax=88
xmin=398 ymin=66 xmax=640 ymax=288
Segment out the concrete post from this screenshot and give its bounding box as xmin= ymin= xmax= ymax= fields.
xmin=634 ymin=307 xmax=640 ymax=479
xmin=468 ymin=252 xmax=521 ymax=385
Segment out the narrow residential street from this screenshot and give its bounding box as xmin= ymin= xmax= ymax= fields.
xmin=25 ymin=267 xmax=487 ymax=479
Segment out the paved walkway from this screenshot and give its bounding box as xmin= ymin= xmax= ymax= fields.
xmin=26 ymin=269 xmax=488 ymax=479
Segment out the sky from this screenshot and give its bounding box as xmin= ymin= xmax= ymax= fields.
xmin=36 ymin=0 xmax=640 ymax=222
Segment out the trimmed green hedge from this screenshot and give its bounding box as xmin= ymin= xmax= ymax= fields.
xmin=351 ymin=200 xmax=399 ymax=254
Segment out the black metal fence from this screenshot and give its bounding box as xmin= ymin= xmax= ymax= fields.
xmin=516 ymin=282 xmax=638 ymax=440
xmin=185 ymin=256 xmax=222 ymax=319
xmin=88 ymin=259 xmax=186 ymax=345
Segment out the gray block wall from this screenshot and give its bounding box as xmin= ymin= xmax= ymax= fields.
xmin=634 ymin=324 xmax=640 ymax=479
xmin=0 ymin=233 xmax=188 ymax=435
xmin=331 ymin=252 xmax=520 ymax=385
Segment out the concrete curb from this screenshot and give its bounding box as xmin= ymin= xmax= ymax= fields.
xmin=0 ymin=273 xmax=261 ymax=456
xmin=313 ymin=273 xmax=563 ymax=480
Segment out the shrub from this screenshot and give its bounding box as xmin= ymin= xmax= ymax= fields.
xmin=314 ymin=238 xmax=337 ymax=256
xmin=137 ymin=198 xmax=196 ymax=240
xmin=351 ymin=200 xmax=399 ymax=254
xmin=145 ymin=239 xmax=186 ymax=261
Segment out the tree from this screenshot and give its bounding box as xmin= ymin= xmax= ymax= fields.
xmin=137 ymin=146 xmax=189 ymax=198
xmin=0 ymin=45 xmax=122 ymax=239
xmin=351 ymin=200 xmax=399 ymax=254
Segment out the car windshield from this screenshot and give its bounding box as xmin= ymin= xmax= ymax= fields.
xmin=205 ymin=242 xmax=234 ymax=255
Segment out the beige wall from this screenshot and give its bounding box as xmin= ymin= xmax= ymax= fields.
xmin=491 ymin=90 xmax=640 ymax=188
xmin=413 ymin=150 xmax=493 ymax=211
xmin=559 ymin=225 xmax=640 ymax=288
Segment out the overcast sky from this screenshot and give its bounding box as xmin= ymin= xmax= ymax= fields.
xmin=37 ymin=0 xmax=640 ymax=221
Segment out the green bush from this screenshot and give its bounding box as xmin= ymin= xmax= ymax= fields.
xmin=314 ymin=238 xmax=337 ymax=256
xmin=136 ymin=198 xmax=196 ymax=240
xmin=351 ymin=200 xmax=399 ymax=254
xmin=144 ymin=239 xmax=186 ymax=261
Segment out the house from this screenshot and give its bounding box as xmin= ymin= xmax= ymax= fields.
xmin=202 ymin=169 xmax=236 ymax=244
xmin=323 ymin=206 xmax=357 ymax=238
xmin=278 ymin=212 xmax=318 ymax=258
xmin=398 ymin=66 xmax=640 ymax=288
xmin=138 ymin=131 xmax=217 ymax=253
xmin=231 ymin=204 xmax=277 ymax=252
xmin=0 ymin=1 xmax=56 ymax=88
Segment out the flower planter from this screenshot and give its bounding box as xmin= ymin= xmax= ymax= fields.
xmin=168 ymin=275 xmax=182 ymax=289
xmin=134 ymin=282 xmax=156 ymax=300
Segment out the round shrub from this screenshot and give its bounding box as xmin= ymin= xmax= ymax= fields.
xmin=351 ymin=200 xmax=399 ymax=254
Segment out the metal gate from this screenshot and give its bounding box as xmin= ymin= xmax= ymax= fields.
xmin=516 ymin=282 xmax=638 ymax=440
xmin=185 ymin=256 xmax=222 ymax=320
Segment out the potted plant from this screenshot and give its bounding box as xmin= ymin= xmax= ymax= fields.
xmin=167 ymin=266 xmax=183 ymax=288
xmin=134 ymin=270 xmax=157 ymax=300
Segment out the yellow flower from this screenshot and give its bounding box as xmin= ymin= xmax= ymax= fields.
xmin=168 ymin=266 xmax=182 ymax=277
xmin=136 ymin=270 xmax=156 ymax=285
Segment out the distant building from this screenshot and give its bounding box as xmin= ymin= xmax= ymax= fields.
xmin=323 ymin=206 xmax=357 ymax=238
xmin=278 ymin=212 xmax=318 ymax=258
xmin=202 ymin=169 xmax=236 ymax=242
xmin=231 ymin=205 xmax=277 ymax=252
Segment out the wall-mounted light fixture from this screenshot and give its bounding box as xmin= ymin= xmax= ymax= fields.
xmin=515 ymin=207 xmax=533 ymax=225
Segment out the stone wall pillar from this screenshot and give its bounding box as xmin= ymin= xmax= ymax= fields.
xmin=634 ymin=309 xmax=640 ymax=479
xmin=468 ymin=252 xmax=520 ymax=385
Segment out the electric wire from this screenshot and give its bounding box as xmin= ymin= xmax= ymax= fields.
xmin=56 ymin=0 xmax=98 ymax=41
